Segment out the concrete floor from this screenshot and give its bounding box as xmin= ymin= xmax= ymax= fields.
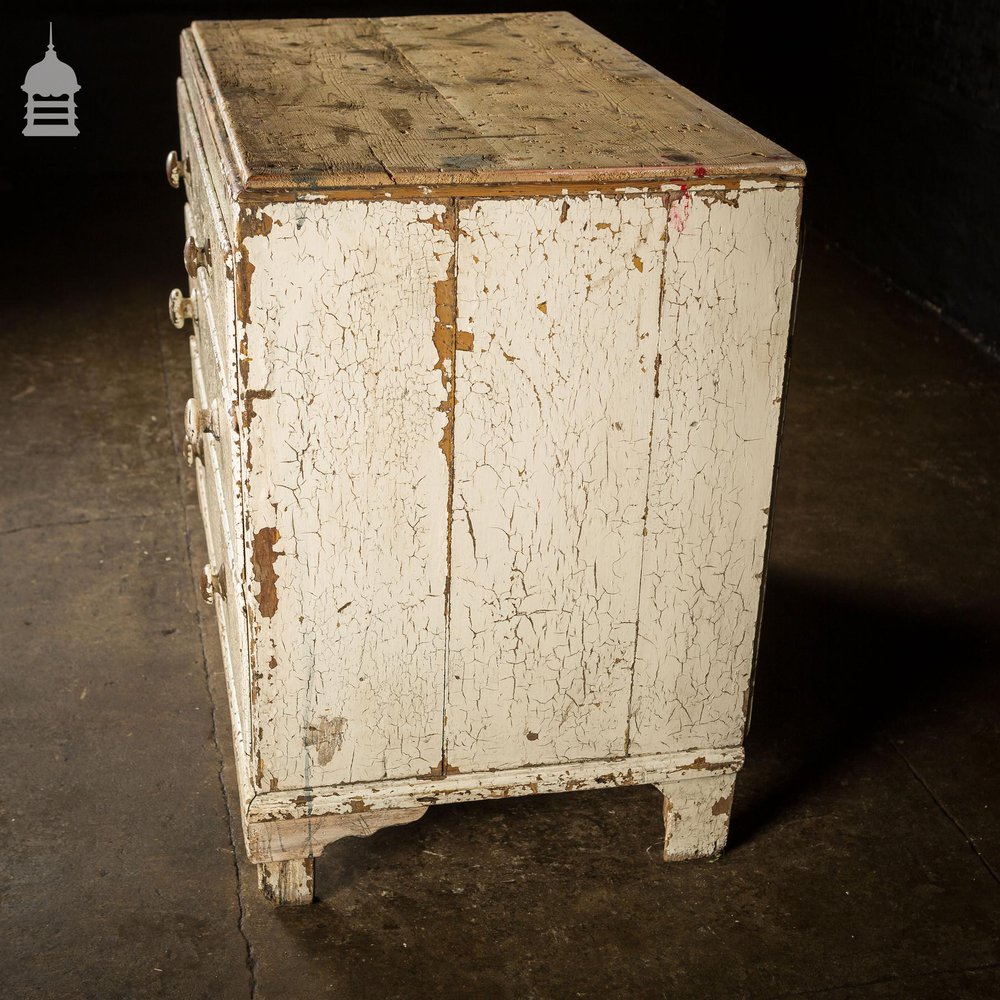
xmin=1 ymin=179 xmax=998 ymax=999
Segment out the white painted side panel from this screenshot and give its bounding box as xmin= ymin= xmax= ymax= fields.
xmin=448 ymin=195 xmax=667 ymax=770
xmin=240 ymin=200 xmax=453 ymax=791
xmin=628 ymin=185 xmax=800 ymax=755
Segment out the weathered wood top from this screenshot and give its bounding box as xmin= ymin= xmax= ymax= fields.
xmin=187 ymin=12 xmax=804 ymax=195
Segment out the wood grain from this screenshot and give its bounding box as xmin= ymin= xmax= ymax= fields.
xmin=187 ymin=13 xmax=802 ymax=194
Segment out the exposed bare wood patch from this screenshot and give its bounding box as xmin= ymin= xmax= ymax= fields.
xmin=418 ymin=756 xmax=461 ymax=780
xmin=250 ymin=526 xmax=281 ymax=619
xmin=712 ymin=792 xmax=734 ymax=816
xmin=249 ymin=807 xmax=429 ymax=864
xmin=303 ymin=715 xmax=348 ymax=766
xmin=234 ymin=255 xmax=254 ymax=326
xmin=257 ymin=858 xmax=314 ymax=905
xmin=240 ymin=388 xmax=271 ymax=435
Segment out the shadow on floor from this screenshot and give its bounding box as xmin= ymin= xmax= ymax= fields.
xmin=735 ymin=567 xmax=994 ymax=849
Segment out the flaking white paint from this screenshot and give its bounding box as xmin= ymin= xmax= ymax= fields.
xmin=629 ymin=185 xmax=801 ymax=755
xmin=248 ymin=746 xmax=745 ymax=824
xmin=449 ymin=194 xmax=667 ymax=770
xmin=177 ymin=14 xmax=804 ymax=905
xmin=240 ymin=199 xmax=454 ymax=792
xmin=182 ymin=151 xmax=799 ymax=890
xmin=189 ymin=336 xmax=253 ymax=770
xmin=200 ymin=184 xmax=800 ymax=848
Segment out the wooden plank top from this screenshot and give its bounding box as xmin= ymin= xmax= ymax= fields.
xmin=187 ymin=12 xmax=804 ymax=196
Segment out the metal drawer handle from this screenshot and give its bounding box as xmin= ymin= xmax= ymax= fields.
xmin=200 ymin=563 xmax=227 ymax=604
xmin=184 ymin=236 xmax=211 ymax=277
xmin=183 ymin=397 xmax=216 ymax=465
xmin=168 ymin=288 xmax=197 ymax=329
xmin=165 ymin=149 xmax=188 ymax=189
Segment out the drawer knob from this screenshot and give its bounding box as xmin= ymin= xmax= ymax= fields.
xmin=183 ymin=397 xmax=213 ymax=465
xmin=165 ymin=150 xmax=187 ymax=189
xmin=183 ymin=236 xmax=211 ymax=278
xmin=168 ymin=288 xmax=196 ymax=329
xmin=200 ymin=563 xmax=226 ymax=604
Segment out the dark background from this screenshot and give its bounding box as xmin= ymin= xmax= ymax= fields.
xmin=3 ymin=2 xmax=999 ymax=352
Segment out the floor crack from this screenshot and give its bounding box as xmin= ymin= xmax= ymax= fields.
xmin=763 ymin=959 xmax=1000 ymax=998
xmin=157 ymin=326 xmax=257 ymax=999
xmin=0 ymin=510 xmax=167 ymax=537
xmin=891 ymin=739 xmax=1000 ymax=886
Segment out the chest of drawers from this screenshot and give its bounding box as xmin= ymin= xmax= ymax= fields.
xmin=168 ymin=12 xmax=804 ymax=904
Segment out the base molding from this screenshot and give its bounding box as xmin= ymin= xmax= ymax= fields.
xmin=244 ymin=747 xmax=742 ymax=867
xmin=248 ymin=746 xmax=742 ymax=825
xmin=248 ymin=806 xmax=429 ymax=864
xmin=245 ymin=748 xmax=743 ymax=903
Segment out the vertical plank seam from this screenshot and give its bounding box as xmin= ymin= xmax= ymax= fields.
xmin=624 ymin=209 xmax=669 ymax=756
xmin=439 ymin=199 xmax=460 ymax=775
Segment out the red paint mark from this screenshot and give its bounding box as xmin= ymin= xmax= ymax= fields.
xmin=667 ymin=187 xmax=693 ymax=235
xmin=695 ymin=166 xmax=707 ymax=178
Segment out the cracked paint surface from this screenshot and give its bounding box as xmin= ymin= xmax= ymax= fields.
xmin=175 ymin=13 xmax=806 ymax=876
xmin=630 ymin=185 xmax=801 ymax=754
xmin=448 ymin=194 xmax=666 ymax=771
xmin=227 ymin=182 xmax=799 ymax=799
xmin=240 ymin=199 xmax=453 ymax=791
xmin=657 ymin=772 xmax=738 ymax=860
xmin=249 ymin=745 xmax=743 ymax=824
xmin=189 ymin=335 xmax=254 ymax=770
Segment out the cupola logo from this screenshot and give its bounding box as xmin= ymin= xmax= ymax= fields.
xmin=22 ymin=23 xmax=80 ymax=137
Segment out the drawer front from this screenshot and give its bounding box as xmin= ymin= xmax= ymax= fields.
xmin=178 ymin=83 xmax=239 ymax=398
xmin=193 ymin=447 xmax=252 ymax=757
xmin=190 ymin=336 xmax=252 ymax=753
xmin=189 ymin=331 xmax=242 ymax=584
